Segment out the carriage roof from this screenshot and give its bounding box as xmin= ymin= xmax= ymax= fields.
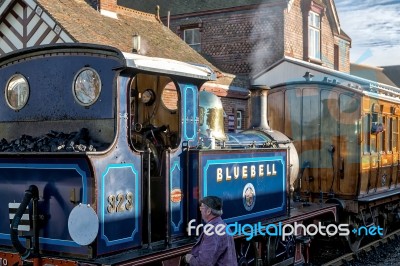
xmin=252 ymin=56 xmax=400 ymax=101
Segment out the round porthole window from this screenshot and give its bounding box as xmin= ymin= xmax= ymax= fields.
xmin=5 ymin=74 xmax=30 ymax=110
xmin=73 ymin=68 xmax=101 ymax=106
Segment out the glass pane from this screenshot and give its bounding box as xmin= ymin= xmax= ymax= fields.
xmin=193 ymin=29 xmax=200 ymax=44
xmin=339 ymin=94 xmax=359 ymax=161
xmin=384 ymin=117 xmax=390 ymax=152
xmin=302 ymin=88 xmax=319 ymax=167
xmin=73 ymin=68 xmax=101 ymax=106
xmin=285 ymin=89 xmax=301 ymax=141
xmin=315 ymin=31 xmax=320 ymax=58
xmin=393 ymin=118 xmax=399 ymax=152
xmin=363 ymin=115 xmax=370 ymax=153
xmin=308 ymin=29 xmax=314 ymax=57
xmin=309 ymin=12 xmax=320 ymax=27
xmin=321 ymin=90 xmax=338 ymax=167
xmin=315 ymin=14 xmax=320 ymax=28
xmin=190 ymin=44 xmax=201 ymax=52
xmin=371 ymin=135 xmax=376 ymax=153
xmin=370 ymin=113 xmax=381 ymax=153
xmin=309 ymin=28 xmax=320 ymax=59
xmin=236 ymin=110 xmax=242 ymax=129
xmin=184 ymin=29 xmax=193 ymax=44
xmin=6 ymin=74 xmax=29 ymax=110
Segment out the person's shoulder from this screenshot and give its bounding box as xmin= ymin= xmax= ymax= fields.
xmin=209 ymin=216 xmax=225 ymax=226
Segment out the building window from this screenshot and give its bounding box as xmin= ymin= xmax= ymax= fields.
xmin=308 ymin=11 xmax=320 ymax=60
xmin=184 ymin=28 xmax=201 ymax=52
xmin=236 ymin=110 xmax=243 ymax=130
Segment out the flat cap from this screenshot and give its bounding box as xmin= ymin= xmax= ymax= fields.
xmin=200 ymin=196 xmax=222 ymax=211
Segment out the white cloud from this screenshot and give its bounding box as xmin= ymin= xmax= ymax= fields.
xmin=335 ymin=0 xmax=400 ymax=66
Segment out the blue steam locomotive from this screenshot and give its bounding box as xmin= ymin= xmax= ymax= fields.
xmin=0 ymin=44 xmax=336 ymax=265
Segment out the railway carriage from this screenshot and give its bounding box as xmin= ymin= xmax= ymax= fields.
xmin=0 ymin=44 xmax=337 ymax=266
xmin=258 ymin=57 xmax=400 ymax=251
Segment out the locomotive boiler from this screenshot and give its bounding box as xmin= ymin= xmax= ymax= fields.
xmin=0 ymin=44 xmax=337 ymax=266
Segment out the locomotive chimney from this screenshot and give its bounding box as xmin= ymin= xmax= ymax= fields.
xmin=249 ymin=85 xmax=271 ymax=131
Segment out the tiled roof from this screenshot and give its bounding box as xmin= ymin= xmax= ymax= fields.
xmin=117 ymin=0 xmax=280 ymax=17
xmin=36 ymin=0 xmax=213 ymax=67
xmin=383 ymin=66 xmax=400 ymax=87
xmin=350 ymin=63 xmax=397 ymax=87
xmin=35 ymin=0 xmax=248 ymax=93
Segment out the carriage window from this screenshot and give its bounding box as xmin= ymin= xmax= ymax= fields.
xmin=370 ymin=112 xmax=383 ymax=153
xmin=302 ymin=88 xmax=319 ymax=167
xmin=392 ymin=118 xmax=399 ymax=152
xmin=6 ymin=74 xmax=30 ymax=110
xmin=321 ymin=90 xmax=339 ymax=171
xmin=285 ymin=89 xmax=301 ymax=143
xmin=377 ymin=115 xmax=383 ymax=153
xmin=339 ymin=94 xmax=359 ymax=163
xmin=384 ymin=117 xmax=390 ymax=152
xmin=363 ymin=114 xmax=370 ymax=153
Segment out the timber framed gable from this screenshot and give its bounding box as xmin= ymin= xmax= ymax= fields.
xmin=0 ymin=0 xmax=73 ymax=55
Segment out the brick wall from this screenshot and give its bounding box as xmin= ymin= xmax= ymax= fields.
xmin=99 ymin=0 xmax=117 ymax=12
xmin=320 ymin=9 xmax=337 ymax=70
xmin=168 ymin=5 xmax=285 ymax=76
xmin=284 ymin=0 xmax=304 ymax=59
xmin=161 ymin=83 xmax=178 ymax=110
xmin=283 ymin=0 xmax=351 ymax=73
xmin=337 ymin=38 xmax=350 ymax=73
xmin=167 ymin=0 xmax=350 ymax=76
xmin=220 ymin=97 xmax=248 ymax=132
xmin=166 ymin=4 xmax=285 ymax=132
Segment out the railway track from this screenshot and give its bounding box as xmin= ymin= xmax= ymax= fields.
xmin=321 ymin=228 xmax=400 ymax=266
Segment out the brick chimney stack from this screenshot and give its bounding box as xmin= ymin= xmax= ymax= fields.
xmin=99 ymin=0 xmax=118 ymax=18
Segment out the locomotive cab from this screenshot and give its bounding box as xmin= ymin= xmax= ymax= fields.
xmin=129 ymin=74 xmax=180 ymax=174
xmin=128 ymin=73 xmax=187 ymax=242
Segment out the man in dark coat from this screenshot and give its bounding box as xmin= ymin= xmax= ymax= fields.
xmin=184 ymin=196 xmax=237 ymax=266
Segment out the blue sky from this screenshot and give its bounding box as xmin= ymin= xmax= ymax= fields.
xmin=335 ymin=0 xmax=400 ymax=66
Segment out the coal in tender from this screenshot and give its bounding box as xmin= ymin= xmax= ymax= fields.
xmin=0 ymin=128 xmax=109 ymax=152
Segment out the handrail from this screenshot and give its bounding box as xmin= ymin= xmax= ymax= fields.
xmin=10 ymin=185 xmax=39 ymax=260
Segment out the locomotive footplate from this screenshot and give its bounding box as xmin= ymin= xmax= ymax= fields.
xmin=357 ymin=188 xmax=400 ymax=202
xmin=0 ymin=251 xmax=21 ymax=266
xmin=93 ymin=238 xmax=196 ymax=266
xmin=0 ymin=251 xmax=78 ymax=266
xmin=286 ymin=201 xmax=337 ymax=223
xmin=259 ymin=201 xmax=338 ymax=226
